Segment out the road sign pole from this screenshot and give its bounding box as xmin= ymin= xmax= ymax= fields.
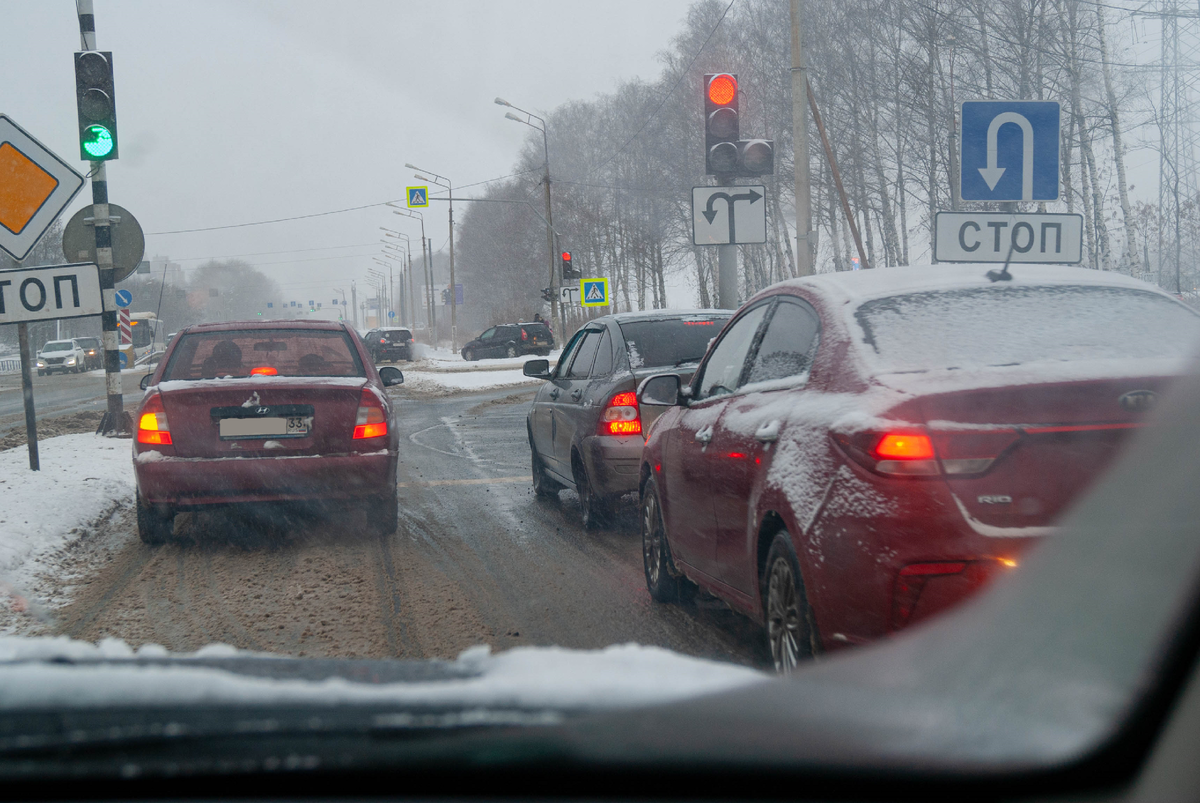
xmin=715 ymin=171 xmax=739 ymax=309
xmin=790 ymin=0 xmax=813 ymax=277
xmin=16 ymin=323 xmax=39 ymax=471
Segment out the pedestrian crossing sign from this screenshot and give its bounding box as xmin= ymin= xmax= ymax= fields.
xmin=580 ymin=278 xmax=610 ymax=307
xmin=406 ymin=186 xmax=428 ymax=208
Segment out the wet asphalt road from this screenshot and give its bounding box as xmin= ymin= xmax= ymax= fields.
xmin=0 ymin=369 xmax=144 ymax=437
xmin=54 ymin=385 xmax=769 ymax=668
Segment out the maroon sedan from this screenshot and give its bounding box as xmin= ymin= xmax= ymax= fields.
xmin=637 ymin=265 xmax=1200 ymax=672
xmin=132 ymin=320 xmax=404 ymax=544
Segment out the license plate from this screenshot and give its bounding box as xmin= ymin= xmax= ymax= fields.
xmin=219 ymin=416 xmax=309 ymax=439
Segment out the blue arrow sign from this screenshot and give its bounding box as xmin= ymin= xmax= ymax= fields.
xmin=960 ymin=101 xmax=1060 ymax=202
xmin=113 ymin=289 xmax=132 ymax=308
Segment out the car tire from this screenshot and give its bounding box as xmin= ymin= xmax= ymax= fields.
xmin=762 ymin=530 xmax=817 ymax=674
xmin=370 ymin=486 xmax=399 ymax=536
xmin=573 ymin=458 xmax=613 ymax=529
xmin=641 ymin=477 xmax=686 ymax=602
xmin=463 ymin=349 xmax=475 ymax=362
xmin=531 ymin=445 xmax=560 ymax=498
xmin=136 ymin=491 xmax=174 ymax=546
xmin=37 ymin=370 xmax=45 ymax=377
xmin=505 ymin=344 xmax=518 ymax=358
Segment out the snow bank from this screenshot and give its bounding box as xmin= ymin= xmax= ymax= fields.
xmin=401 ymin=369 xmax=543 ymax=393
xmin=0 ymin=638 xmax=764 ymax=711
xmin=0 ymin=434 xmax=134 ymax=599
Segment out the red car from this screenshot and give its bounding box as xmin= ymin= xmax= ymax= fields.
xmin=132 ymin=320 xmax=404 ymax=544
xmin=636 ymin=265 xmax=1200 ymax=672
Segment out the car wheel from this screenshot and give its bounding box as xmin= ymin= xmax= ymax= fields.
xmin=505 ymin=344 xmax=517 ymax=358
xmin=136 ymin=491 xmax=174 ymax=546
xmin=370 ymin=486 xmax=399 ymax=536
xmin=463 ymin=349 xmax=475 ymax=362
xmin=762 ymin=531 xmax=816 ymax=674
xmin=531 ymin=445 xmax=560 ymax=498
xmin=37 ymin=370 xmax=45 ymax=377
xmin=642 ymin=477 xmax=686 ymax=601
xmin=573 ymin=458 xmax=613 ymax=530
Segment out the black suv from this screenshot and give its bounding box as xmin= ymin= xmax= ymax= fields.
xmin=74 ymin=336 xmax=103 ymax=370
xmin=362 ymin=328 xmax=413 ymax=363
xmin=461 ymin=322 xmax=554 ymax=361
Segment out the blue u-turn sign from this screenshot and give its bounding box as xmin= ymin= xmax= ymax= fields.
xmin=960 ymin=101 xmax=1060 ymax=202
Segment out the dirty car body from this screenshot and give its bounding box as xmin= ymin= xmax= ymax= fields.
xmin=639 ymin=265 xmax=1200 ymax=665
xmin=131 ymin=320 xmax=402 ymax=542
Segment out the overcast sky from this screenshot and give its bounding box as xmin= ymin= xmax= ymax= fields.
xmin=3 ymin=0 xmax=694 ymax=306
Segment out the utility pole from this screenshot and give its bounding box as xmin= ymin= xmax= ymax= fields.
xmin=78 ymin=0 xmax=126 ymax=435
xmin=790 ymin=0 xmax=814 ymax=276
xmin=351 ymin=281 xmax=357 ymax=328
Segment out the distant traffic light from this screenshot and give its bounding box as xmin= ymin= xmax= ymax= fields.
xmin=561 ymin=251 xmax=579 ymax=280
xmin=74 ymin=51 xmax=118 ymax=161
xmin=541 ymin=287 xmax=554 ymax=302
xmin=704 ymin=73 xmax=739 ymax=175
xmin=441 ymin=288 xmax=451 ymax=305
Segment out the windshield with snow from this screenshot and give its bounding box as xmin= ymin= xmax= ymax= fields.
xmin=856 ymin=286 xmax=1200 ymax=375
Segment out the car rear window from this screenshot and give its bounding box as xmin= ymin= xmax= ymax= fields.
xmin=855 ymin=285 xmax=1200 ymax=374
xmin=162 ymin=329 xmax=366 ymax=380
xmin=521 ymin=323 xmax=551 ymax=339
xmin=382 ymin=330 xmax=411 ymax=342
xmin=618 ymin=316 xmax=729 ymax=369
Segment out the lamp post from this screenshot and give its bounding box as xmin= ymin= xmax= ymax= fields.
xmin=380 ymin=227 xmax=414 ymax=328
xmin=367 ymin=268 xmax=386 ymax=327
xmin=389 ymin=205 xmax=433 ymax=343
xmin=496 ymin=97 xmax=559 ymax=333
xmin=334 ymin=287 xmax=347 ymax=321
xmin=405 ymin=163 xmax=457 ymax=350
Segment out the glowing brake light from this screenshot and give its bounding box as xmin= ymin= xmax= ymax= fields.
xmin=136 ymin=393 xmax=172 ymax=445
xmin=353 ymin=389 xmax=388 ymax=439
xmin=250 ymin=366 xmax=278 ymax=376
xmin=600 ymin=391 xmax=642 ymax=436
xmin=873 ymin=433 xmax=934 ymax=460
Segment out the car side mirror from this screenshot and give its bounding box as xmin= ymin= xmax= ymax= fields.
xmin=523 ymin=359 xmax=552 ymax=380
xmin=378 ymin=366 xmax=404 ymax=386
xmin=139 ymin=373 xmax=153 ymax=391
xmin=638 ymin=374 xmax=683 ymax=407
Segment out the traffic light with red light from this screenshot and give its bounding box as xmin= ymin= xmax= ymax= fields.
xmin=703 ymin=72 xmax=774 ymax=177
xmin=75 ymin=51 xmax=119 ymax=161
xmin=561 ymin=251 xmax=579 ymax=280
xmin=704 ymin=73 xmax=739 ymax=175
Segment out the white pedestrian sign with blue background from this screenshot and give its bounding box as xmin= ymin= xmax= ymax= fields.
xmin=581 ymin=278 xmax=610 ymax=307
xmin=407 ymin=186 xmax=428 ymax=208
xmin=960 ymin=101 xmax=1060 ymax=202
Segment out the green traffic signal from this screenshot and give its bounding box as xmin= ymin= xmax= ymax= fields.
xmin=82 ymin=124 xmax=114 ymax=158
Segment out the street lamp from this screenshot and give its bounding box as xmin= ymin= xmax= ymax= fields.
xmin=496 ymin=97 xmax=559 ymax=332
xmin=405 ymin=162 xmax=458 ymax=350
xmin=389 ymin=204 xmax=433 ymax=342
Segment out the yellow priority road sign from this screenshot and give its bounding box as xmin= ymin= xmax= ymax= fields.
xmin=0 ymin=115 xmax=85 ymax=261
xmin=581 ymin=278 xmax=610 ymax=307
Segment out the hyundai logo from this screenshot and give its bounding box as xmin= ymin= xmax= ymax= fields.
xmin=1119 ymin=390 xmax=1157 ymax=413
xmin=256 ymin=406 xmax=271 ymax=415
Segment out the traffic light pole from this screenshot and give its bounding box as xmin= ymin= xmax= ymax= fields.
xmin=78 ymin=1 xmax=127 ymax=436
xmin=790 ymin=0 xmax=814 ymax=276
xmin=716 ymin=170 xmax=739 ymax=310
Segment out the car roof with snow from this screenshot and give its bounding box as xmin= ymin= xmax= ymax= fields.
xmin=768 ymin=264 xmax=1171 ymax=308
xmin=599 ymin=309 xmax=732 ymax=324
xmin=183 ymin=319 xmax=349 ymax=333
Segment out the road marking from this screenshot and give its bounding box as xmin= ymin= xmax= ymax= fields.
xmin=397 ymin=475 xmax=530 ymax=488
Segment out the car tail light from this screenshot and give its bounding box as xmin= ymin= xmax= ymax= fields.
xmin=599 ymin=391 xmax=642 ymax=436
xmin=353 ymin=388 xmax=388 ymax=439
xmin=380 ymin=338 xmax=387 ymax=344
xmin=521 ymin=328 xmax=528 ymax=340
xmin=137 ymin=393 xmax=172 ymax=445
xmin=930 ymin=429 xmax=1019 ymax=475
xmin=834 ymin=430 xmax=939 ymax=477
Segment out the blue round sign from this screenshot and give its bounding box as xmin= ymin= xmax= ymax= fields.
xmin=388 ymin=311 xmax=396 ymax=318
xmin=114 ymin=289 xmax=133 ymax=308
xmin=118 ymin=351 xmax=128 ymax=368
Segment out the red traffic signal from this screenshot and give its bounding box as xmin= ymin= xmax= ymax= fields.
xmin=707 ymin=73 xmax=737 ymax=105
xmin=561 ymin=251 xmax=579 ymax=279
xmin=561 ymin=251 xmax=571 ymax=263
xmin=704 ymin=73 xmax=739 ymax=175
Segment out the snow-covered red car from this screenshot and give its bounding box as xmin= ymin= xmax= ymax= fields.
xmin=636 ymin=265 xmax=1200 ymax=672
xmin=131 ymin=320 xmax=404 ymax=544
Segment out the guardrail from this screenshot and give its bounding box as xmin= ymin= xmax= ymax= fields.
xmin=0 ymin=358 xmax=21 ymax=374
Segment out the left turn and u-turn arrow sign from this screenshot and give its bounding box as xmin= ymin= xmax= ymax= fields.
xmin=0 ymin=114 xmax=86 ymax=261
xmin=692 ymin=185 xmax=767 ymax=245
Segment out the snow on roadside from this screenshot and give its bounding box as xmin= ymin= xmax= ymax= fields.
xmin=0 ymin=639 xmax=765 ymax=711
xmin=0 ymin=434 xmax=134 ymax=610
xmin=400 ymin=369 xmax=542 ymax=394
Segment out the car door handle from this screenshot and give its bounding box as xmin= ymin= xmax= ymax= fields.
xmin=755 ymin=420 xmax=782 ymax=443
xmin=570 ymin=389 xmax=583 ymax=402
xmin=694 ymin=426 xmax=713 ymax=444
xmin=549 ymin=388 xmax=560 ymax=400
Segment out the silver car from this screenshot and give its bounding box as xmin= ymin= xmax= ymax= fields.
xmin=524 ymin=310 xmax=730 ymax=528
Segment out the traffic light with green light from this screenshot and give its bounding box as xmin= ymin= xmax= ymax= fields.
xmin=74 ymin=51 xmax=119 ymax=161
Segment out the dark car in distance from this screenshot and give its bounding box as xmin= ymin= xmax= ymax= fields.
xmin=74 ymin=336 xmax=103 ymax=370
xmin=132 ymin=320 xmax=405 ymax=545
xmin=462 ymin=321 xmax=554 ymax=361
xmin=362 ymin=327 xmax=413 ymax=363
xmin=636 ymin=265 xmax=1200 ymax=673
xmin=523 ymin=310 xmax=730 ymax=528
